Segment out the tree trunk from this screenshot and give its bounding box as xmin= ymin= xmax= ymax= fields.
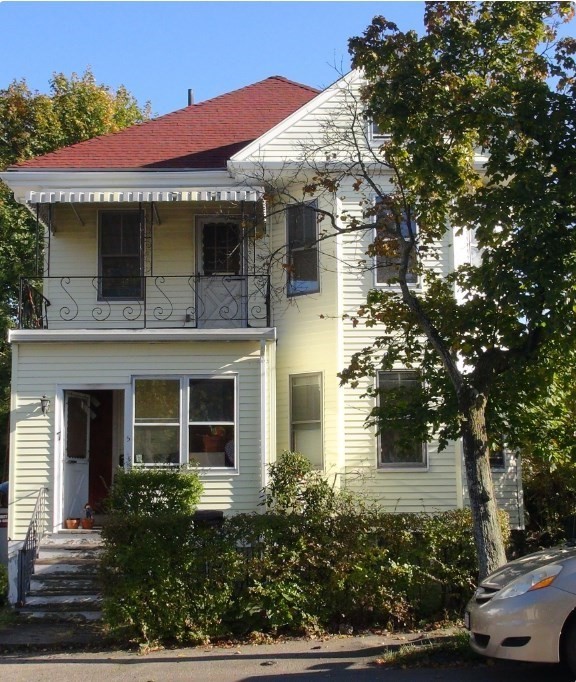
xmin=460 ymin=388 xmax=507 ymax=580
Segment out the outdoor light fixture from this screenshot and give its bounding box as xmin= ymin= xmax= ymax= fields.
xmin=40 ymin=395 xmax=50 ymax=416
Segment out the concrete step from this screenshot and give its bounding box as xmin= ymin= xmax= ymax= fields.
xmin=29 ymin=576 xmax=99 ymax=594
xmin=20 ymin=594 xmax=102 ymax=611
xmin=20 ymin=530 xmax=105 ymax=624
xmin=16 ymin=610 xmax=103 ymax=624
xmin=42 ymin=530 xmax=103 ymax=543
xmin=38 ymin=545 xmax=102 ymax=563
xmin=33 ymin=559 xmax=100 ymax=575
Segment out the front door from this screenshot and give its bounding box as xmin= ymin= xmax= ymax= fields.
xmin=196 ymin=219 xmax=246 ymax=328
xmin=63 ymin=391 xmax=91 ymax=519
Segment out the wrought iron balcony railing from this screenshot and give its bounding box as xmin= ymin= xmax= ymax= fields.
xmin=19 ymin=275 xmax=271 ymax=330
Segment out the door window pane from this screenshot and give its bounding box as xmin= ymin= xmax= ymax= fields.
xmin=202 ymin=222 xmax=241 ymax=275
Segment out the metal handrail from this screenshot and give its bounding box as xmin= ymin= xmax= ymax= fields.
xmin=17 ymin=488 xmax=48 ymax=606
xmin=20 ymin=279 xmax=51 ymax=330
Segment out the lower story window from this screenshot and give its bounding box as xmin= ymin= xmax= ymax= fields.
xmin=377 ymin=371 xmax=426 ymax=468
xmin=290 ymin=373 xmax=323 ymax=469
xmin=133 ymin=376 xmax=236 ymax=468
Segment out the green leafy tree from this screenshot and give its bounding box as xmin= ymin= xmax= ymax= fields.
xmin=337 ymin=1 xmax=576 ymax=578
xmin=0 ymin=69 xmax=150 ymax=462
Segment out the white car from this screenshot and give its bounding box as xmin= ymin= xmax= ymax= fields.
xmin=466 ymin=544 xmax=576 ymax=673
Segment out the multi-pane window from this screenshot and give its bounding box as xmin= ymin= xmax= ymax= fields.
xmin=99 ymin=211 xmax=143 ymax=299
xmin=374 ymin=202 xmax=418 ymax=285
xmin=201 ymin=222 xmax=242 ymax=275
xmin=377 ymin=371 xmax=426 ymax=468
xmin=290 ymin=373 xmax=323 ymax=469
xmin=133 ymin=376 xmax=236 ymax=468
xmin=286 ymin=202 xmax=319 ymax=296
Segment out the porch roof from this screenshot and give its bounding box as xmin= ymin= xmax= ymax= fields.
xmin=23 ymin=188 xmax=261 ymax=204
xmin=1 ymin=169 xmax=263 ymax=206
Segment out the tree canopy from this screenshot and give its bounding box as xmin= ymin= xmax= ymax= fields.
xmin=336 ymin=1 xmax=576 ymax=577
xmin=0 ymin=69 xmax=150 ymax=465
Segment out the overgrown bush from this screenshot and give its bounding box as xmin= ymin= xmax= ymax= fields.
xmin=101 ymin=453 xmax=510 ymax=645
xmin=105 ymin=466 xmax=203 ymax=517
xmin=101 ymin=467 xmax=204 ymax=643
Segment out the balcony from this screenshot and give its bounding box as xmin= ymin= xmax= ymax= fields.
xmin=19 ymin=275 xmax=271 ymax=330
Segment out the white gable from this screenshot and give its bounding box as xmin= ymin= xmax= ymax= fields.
xmin=230 ymin=70 xmax=368 ymax=167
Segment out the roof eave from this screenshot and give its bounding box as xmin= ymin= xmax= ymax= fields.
xmin=0 ymin=168 xmax=264 ymax=205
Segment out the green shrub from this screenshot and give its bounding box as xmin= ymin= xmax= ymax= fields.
xmin=100 ymin=454 xmax=510 ymax=644
xmin=106 ymin=466 xmax=203 ymax=517
xmin=101 ymin=467 xmax=204 ymax=643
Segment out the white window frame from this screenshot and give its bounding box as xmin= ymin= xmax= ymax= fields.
xmin=289 ymin=372 xmax=323 ymax=469
xmin=286 ymin=200 xmax=320 ymax=297
xmin=368 ymin=120 xmax=391 ymax=143
xmin=376 ymin=370 xmax=428 ymax=470
xmin=131 ymin=374 xmax=238 ymax=473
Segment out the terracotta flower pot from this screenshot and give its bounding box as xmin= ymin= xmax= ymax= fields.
xmin=81 ymin=518 xmax=94 ymax=530
xmin=65 ymin=518 xmax=80 ymax=529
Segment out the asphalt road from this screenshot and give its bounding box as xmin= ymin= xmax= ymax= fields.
xmin=0 ymin=635 xmax=574 ymax=682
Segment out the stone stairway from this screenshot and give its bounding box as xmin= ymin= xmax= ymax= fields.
xmin=17 ymin=530 xmax=103 ymax=623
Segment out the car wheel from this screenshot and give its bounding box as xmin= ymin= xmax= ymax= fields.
xmin=562 ymin=617 xmax=576 ymax=675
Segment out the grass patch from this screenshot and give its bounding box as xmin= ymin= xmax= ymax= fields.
xmin=375 ymin=629 xmax=484 ymax=668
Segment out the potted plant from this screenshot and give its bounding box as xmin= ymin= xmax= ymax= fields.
xmin=81 ymin=504 xmax=94 ymax=529
xmin=202 ymin=426 xmax=226 ymax=452
xmin=65 ymin=518 xmax=80 ymax=529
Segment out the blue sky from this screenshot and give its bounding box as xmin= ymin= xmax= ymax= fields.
xmin=0 ymin=1 xmax=427 ymax=116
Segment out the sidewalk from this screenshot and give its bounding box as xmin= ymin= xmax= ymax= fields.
xmin=0 ymin=620 xmax=107 ymax=652
xmin=0 ymin=619 xmax=456 ymax=654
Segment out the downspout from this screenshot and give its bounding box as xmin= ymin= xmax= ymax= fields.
xmin=260 ymin=338 xmax=276 ymax=503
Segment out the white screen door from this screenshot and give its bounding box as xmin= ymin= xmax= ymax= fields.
xmin=63 ymin=391 xmax=91 ymax=519
xmin=196 ymin=219 xmax=246 ymax=328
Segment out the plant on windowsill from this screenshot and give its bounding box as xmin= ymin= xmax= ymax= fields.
xmin=202 ymin=426 xmax=226 ymax=452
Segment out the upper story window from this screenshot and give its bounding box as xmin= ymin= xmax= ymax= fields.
xmin=374 ymin=201 xmax=418 ymax=286
xmin=99 ymin=210 xmax=143 ymax=300
xmin=290 ymin=373 xmax=323 ymax=469
xmin=377 ymin=370 xmax=426 ymax=468
xmin=286 ymin=201 xmax=319 ymax=297
xmin=369 ymin=120 xmax=391 ymax=142
xmin=489 ymin=441 xmax=507 ymax=470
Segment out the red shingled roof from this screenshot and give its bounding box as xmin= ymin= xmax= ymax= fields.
xmin=12 ymin=76 xmax=320 ymax=171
